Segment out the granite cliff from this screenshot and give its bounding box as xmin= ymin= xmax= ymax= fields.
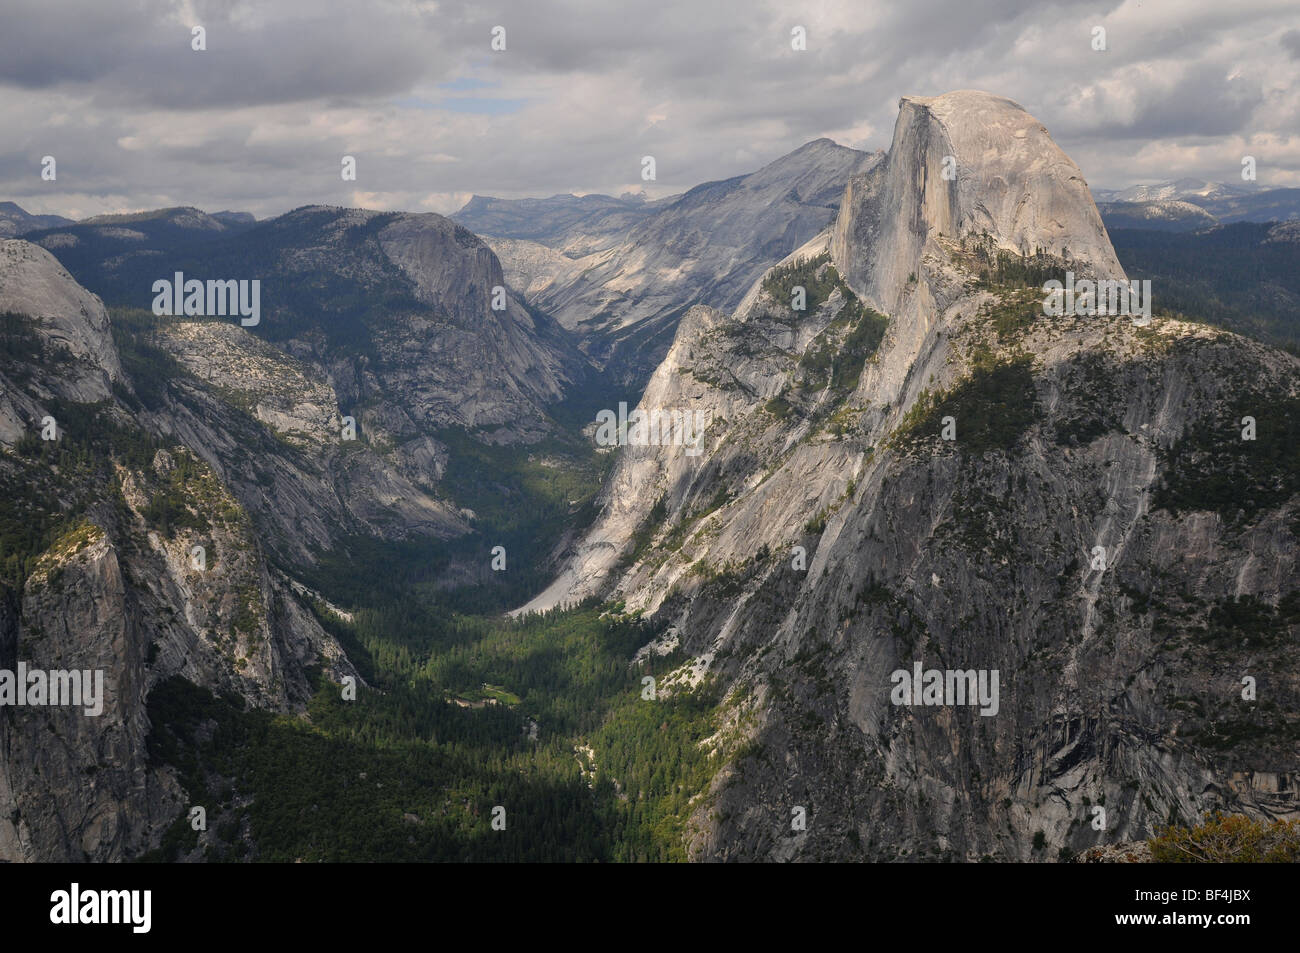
xmin=523 ymin=91 xmax=1300 ymax=860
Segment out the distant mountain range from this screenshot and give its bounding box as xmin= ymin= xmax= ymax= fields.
xmin=1092 ymin=177 xmax=1252 ymax=204
xmin=1092 ymin=178 xmax=1300 ymax=232
xmin=0 ymin=202 xmax=254 ymax=239
xmin=4 ymin=174 xmax=1295 ymax=248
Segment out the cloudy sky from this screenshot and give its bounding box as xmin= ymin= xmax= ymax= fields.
xmin=3 ymin=0 xmax=1298 ymax=220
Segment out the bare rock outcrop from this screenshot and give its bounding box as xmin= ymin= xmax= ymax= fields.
xmin=831 ymin=91 xmax=1124 ymax=317
xmin=0 ymin=239 xmax=122 ymax=404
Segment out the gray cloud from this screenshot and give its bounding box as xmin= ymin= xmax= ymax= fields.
xmin=2 ymin=0 xmax=1298 ymax=220
xmin=1282 ymin=28 xmax=1300 ymax=59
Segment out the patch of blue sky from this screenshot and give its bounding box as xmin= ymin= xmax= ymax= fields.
xmin=437 ymin=76 xmax=496 ymax=92
xmin=391 ymin=92 xmax=526 ymax=115
xmin=439 ymin=97 xmax=527 ymax=114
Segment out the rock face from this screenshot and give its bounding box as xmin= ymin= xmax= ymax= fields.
xmin=0 ymin=475 xmax=357 ymax=861
xmin=26 ymin=205 xmax=599 ymax=563
xmin=372 ymin=211 xmax=577 ymax=435
xmin=472 ymin=139 xmax=881 ymax=382
xmin=35 ymin=205 xmax=586 ymax=443
xmin=122 ymin=314 xmax=469 ymax=564
xmin=485 ymin=236 xmax=590 ymax=301
xmin=525 ymin=91 xmax=1300 ymax=860
xmin=0 ymin=239 xmax=123 ymax=398
xmin=831 ymin=91 xmax=1124 ymax=318
xmin=0 ymin=246 xmax=360 ymax=861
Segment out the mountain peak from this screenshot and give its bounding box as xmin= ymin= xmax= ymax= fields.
xmin=791 ymin=136 xmax=841 ymax=152
xmin=900 ymin=88 xmax=1025 ymax=114
xmin=0 ymin=201 xmax=75 ymax=238
xmin=832 ymin=89 xmax=1123 ymax=315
